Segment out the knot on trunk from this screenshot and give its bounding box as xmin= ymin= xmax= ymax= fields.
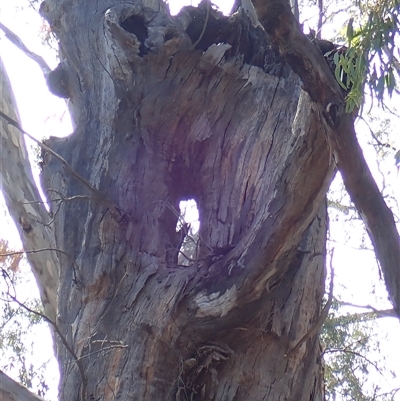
xmin=46 ymin=64 xmax=70 ymax=99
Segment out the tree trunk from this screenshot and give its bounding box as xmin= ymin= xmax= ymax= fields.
xmin=0 ymin=57 xmax=58 ymax=321
xmin=4 ymin=0 xmax=340 ymax=399
xmin=0 ymin=371 xmax=46 ymax=401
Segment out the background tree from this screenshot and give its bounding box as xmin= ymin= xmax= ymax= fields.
xmin=0 ymin=240 xmax=51 ymax=399
xmin=1 ymin=0 xmax=400 ymax=401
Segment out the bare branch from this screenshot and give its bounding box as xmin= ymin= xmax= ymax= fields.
xmin=76 ymin=343 xmax=128 ymax=362
xmin=0 ymin=21 xmax=51 ymax=76
xmin=23 ymin=189 xmax=92 ymax=228
xmin=0 ymin=247 xmax=82 ymax=285
xmin=23 ymin=192 xmax=92 ymax=205
xmin=322 ymin=348 xmax=382 ymax=373
xmin=5 ymin=294 xmax=88 ymax=401
xmin=0 ymin=110 xmax=122 ymax=221
xmin=358 ymin=115 xmax=395 ymax=150
xmin=375 ymin=387 xmax=400 ymax=399
xmin=337 ymin=301 xmax=396 ymax=318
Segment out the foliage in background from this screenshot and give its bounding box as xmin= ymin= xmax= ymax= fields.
xmin=300 ymin=0 xmax=400 ymax=112
xmin=338 ymin=0 xmax=400 ymax=112
xmin=0 ymin=239 xmax=50 ymax=398
xmin=322 ymin=299 xmax=399 ymax=401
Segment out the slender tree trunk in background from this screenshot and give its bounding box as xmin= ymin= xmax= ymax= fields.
xmin=317 ymin=0 xmax=323 ymax=38
xmin=290 ymin=0 xmax=300 ymax=21
xmin=3 ymin=0 xmax=339 ymax=399
xmin=0 ymin=57 xmax=58 ymax=321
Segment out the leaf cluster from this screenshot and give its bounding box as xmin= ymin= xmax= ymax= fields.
xmin=340 ymin=0 xmax=400 ymax=111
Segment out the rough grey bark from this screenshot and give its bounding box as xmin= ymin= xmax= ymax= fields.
xmin=35 ymin=1 xmax=335 ymax=399
xmin=1 ymin=0 xmax=396 ymax=400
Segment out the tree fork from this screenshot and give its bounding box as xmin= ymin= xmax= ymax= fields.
xmin=251 ymin=0 xmax=400 ymax=316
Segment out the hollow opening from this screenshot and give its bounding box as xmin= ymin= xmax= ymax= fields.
xmin=120 ymin=14 xmax=148 ymax=56
xmin=176 ymin=199 xmax=200 ymax=266
xmin=164 ymin=28 xmax=175 ymax=43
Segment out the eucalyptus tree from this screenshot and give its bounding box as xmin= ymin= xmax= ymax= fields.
xmin=1 ymin=0 xmax=399 ymax=400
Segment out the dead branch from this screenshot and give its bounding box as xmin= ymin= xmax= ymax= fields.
xmin=0 ymin=247 xmax=82 ymax=285
xmin=0 ymin=110 xmax=122 ymax=221
xmin=322 ymin=348 xmax=382 ymax=373
xmin=5 ymin=293 xmax=88 ymax=401
xmin=0 ymin=22 xmax=51 ymax=76
xmin=337 ymin=301 xmax=396 ymax=318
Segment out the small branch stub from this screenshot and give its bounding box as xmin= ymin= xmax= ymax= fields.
xmin=46 ymin=64 xmax=70 ymax=98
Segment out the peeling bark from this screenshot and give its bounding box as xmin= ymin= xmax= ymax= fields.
xmin=36 ymin=1 xmax=332 ymax=398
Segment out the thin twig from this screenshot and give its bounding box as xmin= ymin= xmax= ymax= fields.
xmin=23 ymin=193 xmax=92 ymax=205
xmin=38 ymin=190 xmax=92 ymax=227
xmin=322 ymin=348 xmax=382 ymax=373
xmin=0 ymin=247 xmax=81 ymax=285
xmin=6 ymin=294 xmax=88 ymax=401
xmin=358 ymin=115 xmax=394 ymax=150
xmin=374 ymin=387 xmax=400 ymax=398
xmin=193 ymin=0 xmax=210 ymax=48
xmin=0 ymin=110 xmax=122 ymax=220
xmin=336 ymin=301 xmax=396 ymax=318
xmin=76 ymin=343 xmax=128 ymax=361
